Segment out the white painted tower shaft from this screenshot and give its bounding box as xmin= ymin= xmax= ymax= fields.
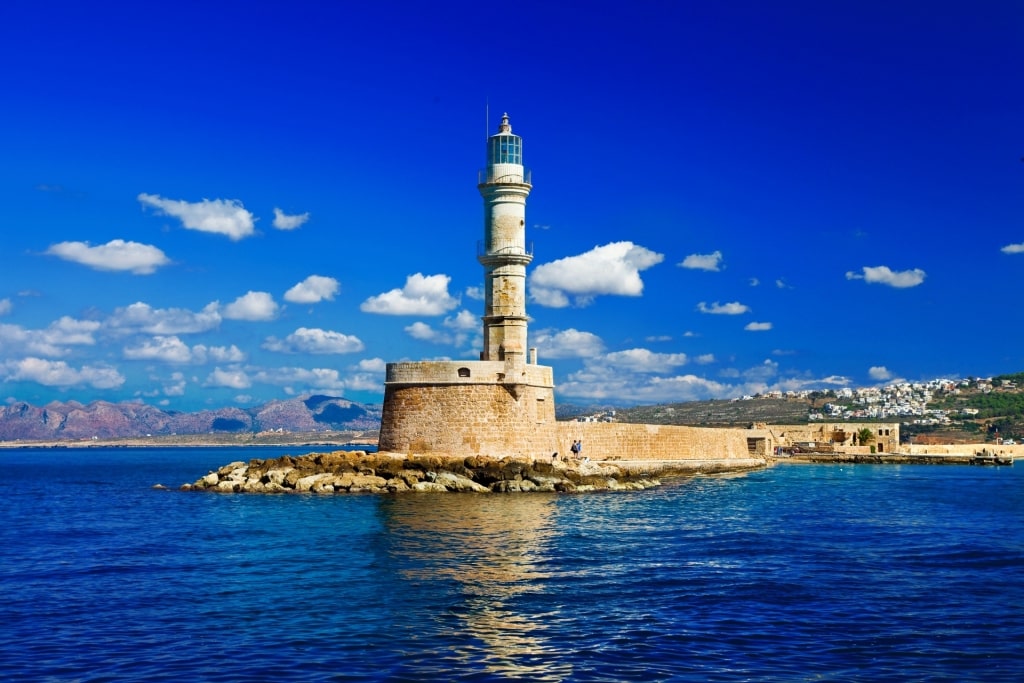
xmin=478 ymin=113 xmax=533 ymax=364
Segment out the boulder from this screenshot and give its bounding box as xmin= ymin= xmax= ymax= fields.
xmin=413 ymin=481 xmax=449 ymax=492
xmin=433 ymin=472 xmax=489 ymax=493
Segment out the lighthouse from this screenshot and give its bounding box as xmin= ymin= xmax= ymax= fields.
xmin=478 ymin=113 xmax=532 ymax=366
xmin=377 ymin=113 xmax=556 ymax=458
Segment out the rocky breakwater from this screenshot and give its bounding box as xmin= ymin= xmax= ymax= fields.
xmin=180 ymin=451 xmax=667 ymax=494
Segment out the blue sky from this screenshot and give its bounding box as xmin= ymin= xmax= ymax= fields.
xmin=1 ymin=0 xmax=1022 ymax=410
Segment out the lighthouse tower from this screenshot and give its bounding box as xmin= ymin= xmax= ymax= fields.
xmin=377 ymin=113 xmax=556 ymax=458
xmin=478 ymin=113 xmax=532 ymax=367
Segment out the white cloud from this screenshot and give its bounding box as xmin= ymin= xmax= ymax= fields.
xmin=284 ymin=275 xmax=340 ymax=303
xmin=552 ymin=355 xmax=859 ymax=404
xmin=743 ymin=359 xmax=780 ymax=382
xmin=602 ymin=348 xmax=689 ymax=372
xmin=124 ymin=335 xmax=194 ymax=363
xmin=745 ymin=321 xmax=772 ymax=331
xmin=402 ymin=310 xmax=481 ymax=348
xmin=1001 ymin=243 xmax=1024 ymax=254
xmin=697 ymin=301 xmax=751 ymax=315
xmin=201 ymin=345 xmax=246 ymax=363
xmin=249 ymin=367 xmax=346 ymax=392
xmin=3 ymin=357 xmax=124 ymax=389
xmin=345 ymin=358 xmax=386 ymax=393
xmin=694 ymin=353 xmax=716 ymax=364
xmin=529 ymin=241 xmax=664 ymax=308
xmin=223 ymin=291 xmax=279 ymax=321
xmin=679 ymin=250 xmax=723 ymax=272
xmin=531 ymin=328 xmax=606 ymax=359
xmin=107 ymin=301 xmax=222 ymax=335
xmin=138 ymin=193 xmax=255 ymax=241
xmin=204 ymin=367 xmax=252 ymax=389
xmin=465 ymin=286 xmax=484 ymax=300
xmin=273 ymin=208 xmax=310 ymax=230
xmin=845 ymin=265 xmax=926 ymax=288
xmin=262 ymin=327 xmax=364 ymax=354
xmin=444 ymin=309 xmax=478 ymax=331
xmin=0 ymin=317 xmax=100 ymax=357
xmin=163 ymin=371 xmax=187 ymax=396
xmin=749 ymin=278 xmax=760 ymax=287
xmin=361 ymin=273 xmax=459 ymax=315
xmin=404 ymin=321 xmax=451 ymax=344
xmin=0 ymin=298 xmax=10 ymax=315
xmin=45 ymin=239 xmax=170 ymax=274
xmin=558 ymin=368 xmax=733 ymax=403
xmin=357 ymin=358 xmax=386 ymax=373
xmin=122 ymin=336 xmax=246 ymax=364
xmin=869 ymin=366 xmax=892 ymax=381
xmin=43 ymin=317 xmax=101 ymax=350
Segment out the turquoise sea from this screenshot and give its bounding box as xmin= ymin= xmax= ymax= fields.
xmin=1 ymin=446 xmax=1022 ymax=682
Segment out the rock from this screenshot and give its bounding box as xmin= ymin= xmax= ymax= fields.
xmin=349 ymin=473 xmax=387 ymax=490
xmin=413 ymin=481 xmax=449 ymax=492
xmin=433 ymin=472 xmax=489 ymax=493
xmin=294 ymin=473 xmax=331 ymax=492
xmin=262 ymin=468 xmax=293 ymax=486
xmin=185 ymin=451 xmax=680 ymax=495
xmin=217 ymin=461 xmax=247 ymax=477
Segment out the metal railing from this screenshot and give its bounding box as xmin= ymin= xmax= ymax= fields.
xmin=478 ymin=168 xmax=532 ymax=185
xmin=477 ymin=239 xmax=534 ymax=258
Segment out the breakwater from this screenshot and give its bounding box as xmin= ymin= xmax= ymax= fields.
xmin=785 ymin=451 xmax=1015 ymax=466
xmin=181 ymin=450 xmax=766 ymax=494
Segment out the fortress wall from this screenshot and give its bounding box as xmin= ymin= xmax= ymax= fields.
xmin=379 ymin=383 xmax=557 ymax=458
xmin=555 ymin=422 xmax=773 ymax=462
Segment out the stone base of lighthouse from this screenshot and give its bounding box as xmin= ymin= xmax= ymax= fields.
xmin=378 ymin=360 xmax=557 ymax=459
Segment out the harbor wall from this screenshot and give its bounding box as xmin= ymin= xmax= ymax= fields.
xmin=903 ymin=443 xmax=1024 ymax=457
xmin=554 ymin=422 xmax=772 ymax=463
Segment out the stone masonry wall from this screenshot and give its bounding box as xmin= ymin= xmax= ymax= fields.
xmin=378 ymin=383 xmax=557 ymax=458
xmin=555 ymin=422 xmax=773 ymax=463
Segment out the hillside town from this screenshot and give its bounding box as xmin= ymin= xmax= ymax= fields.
xmin=800 ymin=377 xmax=1014 ymax=426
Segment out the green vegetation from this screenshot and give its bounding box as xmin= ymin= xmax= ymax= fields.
xmin=857 ymin=427 xmax=875 ymax=446
xmin=962 ymin=392 xmax=1024 ymax=418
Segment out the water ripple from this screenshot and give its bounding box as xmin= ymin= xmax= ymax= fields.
xmin=1 ymin=452 xmax=1022 ymax=681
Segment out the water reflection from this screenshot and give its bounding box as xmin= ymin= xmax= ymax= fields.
xmin=377 ymin=493 xmax=572 ymax=681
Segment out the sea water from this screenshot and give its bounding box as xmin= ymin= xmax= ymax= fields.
xmin=1 ymin=447 xmax=1021 ymax=682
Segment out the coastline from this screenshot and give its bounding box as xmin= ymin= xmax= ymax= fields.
xmin=180 ymin=451 xmax=769 ymax=495
xmin=0 ymin=431 xmax=378 ymax=450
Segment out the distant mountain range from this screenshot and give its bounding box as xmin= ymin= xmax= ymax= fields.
xmin=0 ymin=395 xmax=382 ymax=442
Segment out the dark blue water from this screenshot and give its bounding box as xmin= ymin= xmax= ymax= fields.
xmin=1 ymin=448 xmax=1022 ymax=682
